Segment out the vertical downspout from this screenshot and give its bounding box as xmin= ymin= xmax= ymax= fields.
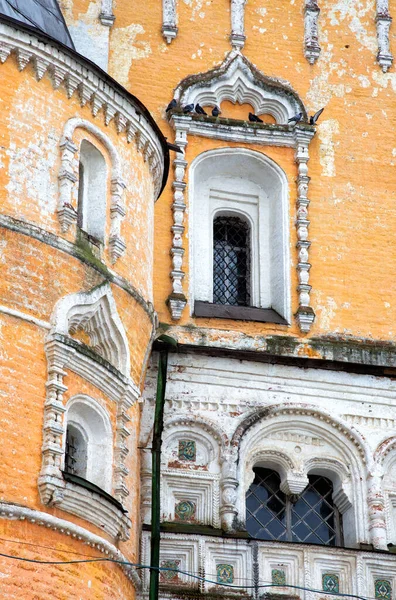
xmin=149 ymin=336 xmax=176 ymax=600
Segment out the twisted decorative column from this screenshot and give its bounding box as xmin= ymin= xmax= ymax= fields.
xmin=294 ymin=126 xmax=315 ymax=333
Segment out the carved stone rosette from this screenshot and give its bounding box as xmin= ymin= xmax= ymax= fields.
xmin=163 ymin=0 xmax=178 ymax=44
xmin=376 ymin=0 xmax=393 ymax=72
xmin=230 ymin=0 xmax=247 ymax=50
xmin=304 ymin=0 xmax=321 ymax=64
xmin=294 ymin=126 xmax=316 ymax=333
xmin=168 ymin=115 xmax=190 ymax=320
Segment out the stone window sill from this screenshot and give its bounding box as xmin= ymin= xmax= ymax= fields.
xmin=194 ymin=302 xmax=288 ymax=325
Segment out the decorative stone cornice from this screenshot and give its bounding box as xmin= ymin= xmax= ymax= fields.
xmin=0 ymin=20 xmax=165 ymax=198
xmin=162 ymin=0 xmax=178 ymax=43
xmin=376 ymin=0 xmax=393 ymax=72
xmin=0 ymin=502 xmax=141 ymax=587
xmin=304 ymin=0 xmax=321 ymax=64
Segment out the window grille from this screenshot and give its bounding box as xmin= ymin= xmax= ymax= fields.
xmin=246 ymin=468 xmax=342 ymax=546
xmin=65 ymin=427 xmax=77 ymax=475
xmin=213 ymin=216 xmax=251 ymax=306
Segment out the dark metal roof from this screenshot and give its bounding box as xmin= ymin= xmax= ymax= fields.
xmin=0 ymin=0 xmax=74 ymax=49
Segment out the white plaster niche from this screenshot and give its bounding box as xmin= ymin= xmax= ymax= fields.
xmin=168 ymin=53 xmax=316 ymax=331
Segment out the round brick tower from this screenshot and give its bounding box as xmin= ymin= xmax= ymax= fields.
xmin=0 ymin=12 xmax=168 ymax=599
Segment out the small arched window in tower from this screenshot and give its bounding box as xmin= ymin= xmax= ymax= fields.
xmin=77 ymin=140 xmax=107 ymax=243
xmin=213 ymin=215 xmax=251 ymax=306
xmin=246 ymin=467 xmax=343 ymax=546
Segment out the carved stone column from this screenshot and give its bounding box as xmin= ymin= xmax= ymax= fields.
xmin=304 ymin=0 xmax=321 ymax=64
xmin=367 ymin=467 xmax=388 ymax=550
xmin=230 ymin=0 xmax=247 ymax=50
xmin=168 ymin=115 xmax=191 ymax=320
xmin=163 ymin=0 xmax=178 ymax=43
xmin=294 ymin=126 xmax=316 ymax=333
xmin=58 ymin=140 xmax=78 ymax=233
xmin=220 ymin=458 xmax=239 ymax=532
xmin=376 ymin=0 xmax=393 ymax=72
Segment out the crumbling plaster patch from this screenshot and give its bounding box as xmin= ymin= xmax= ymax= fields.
xmin=315 ymin=294 xmax=339 ymax=331
xmin=62 ymin=1 xmax=110 ymax=70
xmin=318 ymin=119 xmax=340 ymax=177
xmin=326 ymin=0 xmax=377 ymax=54
xmin=183 ymin=0 xmax=206 ymax=21
xmin=108 ymin=24 xmax=151 ymax=88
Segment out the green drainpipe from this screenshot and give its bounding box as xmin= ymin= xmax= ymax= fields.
xmin=149 ymin=335 xmax=177 ymax=600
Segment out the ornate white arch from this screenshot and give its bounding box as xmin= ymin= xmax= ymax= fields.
xmin=51 ymin=283 xmax=130 ymax=375
xmin=163 ymin=414 xmax=229 ymax=454
xmin=58 ymin=118 xmax=126 ymax=263
xmin=219 ymin=403 xmax=369 ymax=543
xmin=174 ymin=53 xmax=306 ymax=123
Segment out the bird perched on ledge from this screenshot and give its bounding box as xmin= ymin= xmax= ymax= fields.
xmin=166 ymin=98 xmax=177 ymax=112
xmin=288 ymin=112 xmax=303 ymax=125
xmin=249 ymin=112 xmax=263 ymax=123
xmin=195 ymin=103 xmax=207 ymax=115
xmin=183 ymin=103 xmax=195 ymax=114
xmin=212 ymin=106 xmax=221 ymax=117
xmin=309 ymin=107 xmax=325 ymax=125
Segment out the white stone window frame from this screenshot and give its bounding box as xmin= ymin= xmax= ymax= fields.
xmin=58 ymin=118 xmax=127 ymax=264
xmin=168 ymin=52 xmax=316 ymax=332
xmin=38 ymin=284 xmax=139 ymax=541
xmin=189 ymin=147 xmax=290 ymax=322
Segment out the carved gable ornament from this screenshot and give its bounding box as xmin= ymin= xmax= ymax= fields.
xmin=174 ymin=53 xmax=306 ymax=125
xmin=168 ymin=54 xmax=317 ymax=333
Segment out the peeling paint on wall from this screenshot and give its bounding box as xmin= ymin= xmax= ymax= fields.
xmin=63 ymin=1 xmax=110 ymax=71
xmin=318 ymin=119 xmax=340 ymax=177
xmin=109 ymin=24 xmax=152 ymax=88
xmin=327 ymin=0 xmax=376 ymax=54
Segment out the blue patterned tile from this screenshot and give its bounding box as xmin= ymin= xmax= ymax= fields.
xmin=217 ymin=564 xmax=234 ymax=584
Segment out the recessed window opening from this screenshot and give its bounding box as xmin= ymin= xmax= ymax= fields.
xmin=246 ymin=467 xmax=343 ymax=546
xmin=65 ymin=424 xmax=87 ymax=479
xmin=78 ymin=139 xmax=107 ymax=242
xmin=213 ymin=215 xmax=251 ymax=306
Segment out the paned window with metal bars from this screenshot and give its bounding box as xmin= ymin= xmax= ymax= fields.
xmin=246 ymin=468 xmax=343 ymax=546
xmin=213 ymin=216 xmax=251 ymax=306
xmin=65 ymin=427 xmax=77 ymax=475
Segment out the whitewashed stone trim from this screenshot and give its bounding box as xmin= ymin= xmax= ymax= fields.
xmin=230 ymin=0 xmax=247 ymax=50
xmin=0 ymin=304 xmax=51 ymax=329
xmin=59 ymin=118 xmax=127 ymax=263
xmin=0 ymin=22 xmax=164 ymax=198
xmin=39 ymin=285 xmax=139 ymax=540
xmin=175 ymin=53 xmax=305 ymax=124
xmin=100 ymin=0 xmax=115 ymax=26
xmin=162 ymin=0 xmax=178 ymax=43
xmin=170 ymin=54 xmax=315 ymax=329
xmin=168 ymin=116 xmax=189 ymax=320
xmin=294 ymin=125 xmax=316 ymax=332
xmin=0 ymin=502 xmax=141 ymax=587
xmin=376 ymin=0 xmax=393 ymax=72
xmin=304 ymin=0 xmax=321 ymax=64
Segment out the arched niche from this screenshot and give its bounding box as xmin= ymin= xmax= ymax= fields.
xmin=233 ymin=404 xmax=369 ymax=547
xmin=78 ymin=139 xmax=107 ymax=242
xmin=162 ymin=424 xmax=221 ymax=474
xmin=189 ymin=147 xmax=290 ymax=321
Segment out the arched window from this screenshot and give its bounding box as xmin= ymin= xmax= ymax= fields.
xmin=213 ymin=215 xmax=251 ymax=306
xmin=64 ymin=396 xmax=113 ymax=493
xmin=77 ymin=139 xmax=107 ymax=243
xmin=246 ymin=467 xmax=343 ymax=546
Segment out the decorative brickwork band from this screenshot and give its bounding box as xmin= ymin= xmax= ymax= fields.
xmin=376 ymin=0 xmax=393 ymax=72
xmin=230 ymin=0 xmax=247 ymax=50
xmin=163 ymin=0 xmax=178 ymax=43
xmin=304 ymin=1 xmax=321 ymax=64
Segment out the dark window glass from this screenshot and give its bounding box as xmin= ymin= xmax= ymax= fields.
xmin=213 ymin=216 xmax=250 ymax=306
xmin=64 ymin=425 xmax=87 ymax=479
xmin=246 ymin=468 xmax=342 ymax=546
